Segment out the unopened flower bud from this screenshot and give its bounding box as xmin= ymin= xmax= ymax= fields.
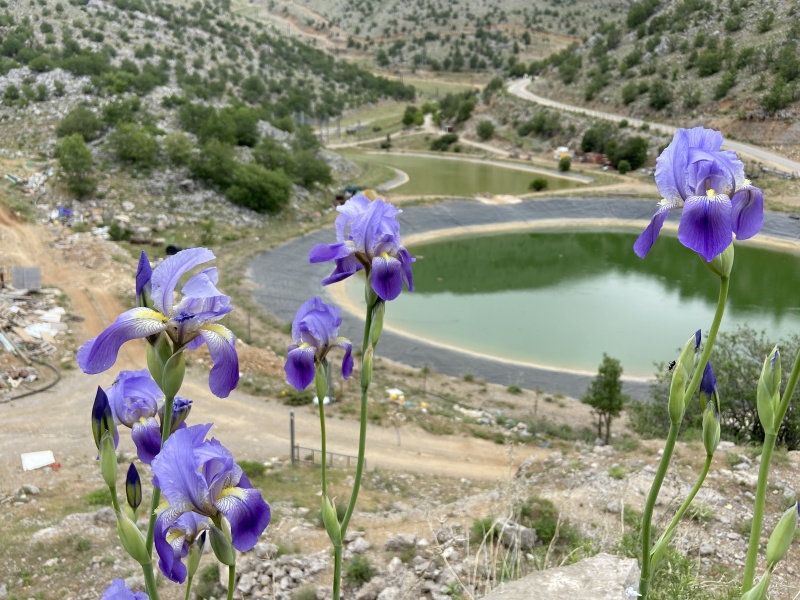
xmin=361 ymin=346 xmax=374 ymax=389
xmin=161 ymin=351 xmax=186 ymax=399
xmin=757 ymin=347 xmax=781 ymax=435
xmin=766 ymin=502 xmax=799 ymax=567
xmin=370 ymin=302 xmax=385 ymax=347
xmin=147 ymin=333 xmax=172 ymax=383
xmin=159 ymin=397 xmax=192 ymax=434
xmin=91 ymin=387 xmax=117 ymax=451
xmin=704 ymin=243 xmax=734 ymax=278
xmin=116 ymin=510 xmax=150 ymax=566
xmin=702 ymin=404 xmax=721 ymax=457
xmin=321 ymin=496 xmax=342 ymax=547
xmin=100 ymin=433 xmax=118 ymax=488
xmin=668 ymin=332 xmax=702 ymax=425
xmin=187 ymin=531 xmax=206 ymax=578
xmin=210 ymin=519 xmax=236 ymax=566
xmin=125 ymin=464 xmax=142 ymax=512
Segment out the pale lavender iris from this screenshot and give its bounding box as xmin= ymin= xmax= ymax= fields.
xmin=634 ymin=127 xmax=763 ymax=262
xmin=105 ymin=370 xmax=192 ymax=464
xmin=151 ymin=424 xmax=270 ymax=565
xmin=154 ymin=511 xmax=209 ymax=583
xmin=284 ymin=297 xmax=353 ymax=390
xmin=101 ymin=579 xmax=148 ymax=600
xmin=309 ymin=194 xmax=414 ymax=301
xmin=77 ymin=248 xmax=240 ymax=398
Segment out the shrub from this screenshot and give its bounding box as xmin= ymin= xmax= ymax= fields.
xmin=621 ymin=81 xmax=639 ymax=105
xmin=529 ymin=177 xmax=548 ymax=191
xmin=344 ymin=555 xmax=376 ymax=586
xmin=191 ymin=140 xmax=237 ymax=188
xmin=291 ymin=150 xmax=332 ymax=189
xmin=254 ymin=137 xmax=295 ymax=173
xmin=226 ymin=163 xmax=291 ymax=214
xmin=430 ymin=133 xmax=458 ymax=151
xmin=108 ymin=220 xmax=130 ymax=241
xmin=56 ymin=133 xmax=96 ymax=198
xmin=237 ymin=460 xmax=266 ymax=479
xmin=470 ymin=516 xmax=499 ymax=543
xmin=108 ymin=124 xmax=158 ymax=167
xmin=558 ymin=156 xmax=571 ymax=172
xmin=163 ymin=132 xmax=194 ymax=166
xmin=476 ymin=120 xmax=495 ymax=140
xmin=648 ymin=80 xmax=673 ymax=110
xmin=102 ymin=97 xmax=141 ymax=126
xmin=617 ymin=159 xmax=631 ymax=174
xmin=57 ymin=106 xmax=103 ymax=141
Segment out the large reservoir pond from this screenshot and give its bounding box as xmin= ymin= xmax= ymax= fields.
xmin=345 ymin=229 xmax=800 ymax=377
xmin=345 ymin=152 xmax=582 ymax=196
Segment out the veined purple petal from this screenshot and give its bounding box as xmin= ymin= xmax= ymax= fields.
xmin=150 ymin=248 xmax=215 ymax=315
xmin=684 ymin=127 xmax=723 ymax=153
xmin=214 ymin=479 xmax=270 ymax=551
xmin=181 ymin=268 xmax=222 ymax=298
xmin=77 ymin=308 xmax=168 ymax=374
xmin=106 ymin=369 xmax=161 ymax=427
xmin=372 ymin=255 xmax=404 ymax=301
xmin=154 ymin=509 xmax=187 ymax=584
xmin=285 ymin=345 xmax=316 ymax=390
xmin=101 ymin=578 xmax=149 ymax=600
xmin=136 ymin=252 xmax=152 ymax=306
xmin=679 ymin=194 xmax=733 ymax=262
xmin=655 ymin=130 xmax=689 ymax=202
xmin=398 ymin=247 xmax=415 ymax=292
xmin=634 ymin=201 xmax=675 ymax=258
xmin=197 ymin=324 xmax=239 ymax=398
xmin=731 ymin=185 xmax=763 ymax=240
xmin=334 ymin=193 xmax=372 ymax=240
xmin=151 ymin=424 xmax=214 ymax=515
xmin=321 ymin=256 xmax=363 ymax=286
xmin=131 ymin=416 xmax=163 ymax=465
xmin=291 ymin=297 xmax=342 ymax=348
xmin=309 ymin=241 xmax=356 ymax=263
xmin=686 ymin=147 xmax=738 ymax=196
xmin=334 ymin=337 xmax=353 ymax=379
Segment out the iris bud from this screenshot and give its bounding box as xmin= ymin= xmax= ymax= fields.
xmin=702 ymin=405 xmax=720 ymax=457
xmin=668 ymin=332 xmax=698 ymax=425
xmin=757 ymin=347 xmax=781 ymax=435
xmin=160 ymin=397 xmax=193 ymax=435
xmin=370 ymin=302 xmax=385 ymax=347
xmin=361 ymin=346 xmax=374 ymax=389
xmin=704 ymin=243 xmax=734 ymax=278
xmin=187 ymin=531 xmax=206 ymax=578
xmin=146 ymin=334 xmax=172 ymax=387
xmin=161 ymin=351 xmax=186 ymax=399
xmin=100 ymin=433 xmax=118 ymax=488
xmin=91 ymin=387 xmax=116 ymax=450
xmin=125 ymin=464 xmax=142 ymax=512
xmin=766 ymin=502 xmax=799 ymax=567
xmin=741 ymin=571 xmax=770 ymax=600
xmin=116 ymin=510 xmax=150 ymax=566
xmin=210 ymin=519 xmax=236 ymax=566
xmin=321 ymin=496 xmax=343 ymax=547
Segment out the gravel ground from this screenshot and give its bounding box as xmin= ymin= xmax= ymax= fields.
xmin=249 ymin=197 xmax=800 ymax=400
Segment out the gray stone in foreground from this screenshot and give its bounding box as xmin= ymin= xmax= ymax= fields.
xmin=480 ymin=553 xmax=639 ymax=600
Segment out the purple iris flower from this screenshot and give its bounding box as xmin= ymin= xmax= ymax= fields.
xmin=700 ymin=362 xmax=717 ymax=398
xmin=309 ymin=194 xmax=414 ymax=301
xmin=136 ymin=251 xmax=152 ymax=307
xmin=101 ymin=579 xmax=148 ymax=600
xmin=150 ymin=424 xmax=270 ymax=570
xmin=154 ymin=511 xmax=209 ymax=583
xmin=77 ymin=248 xmax=240 ymax=398
xmin=105 ymin=370 xmax=192 ymax=464
xmin=284 ymin=297 xmax=353 ymax=390
xmin=634 ymin=127 xmax=763 ymax=262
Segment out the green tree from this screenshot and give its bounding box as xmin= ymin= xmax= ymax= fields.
xmin=191 ymin=140 xmax=237 ymax=188
xmin=291 ymin=150 xmax=332 ymax=189
xmin=476 ymin=120 xmax=495 ymax=141
xmin=617 ymin=159 xmax=631 ymax=174
xmin=56 ymin=133 xmax=95 ymax=198
xmin=558 ymin=156 xmax=571 ymax=172
xmin=402 ymin=105 xmax=423 ymax=127
xmin=648 ymin=80 xmax=673 ymax=110
xmin=108 ymin=124 xmax=158 ymax=167
xmin=226 ymin=163 xmax=291 ymax=214
xmin=253 ymin=136 xmax=295 ymax=173
xmin=582 ymin=354 xmax=628 ymax=443
xmin=56 ymin=105 xmax=103 ymax=141
xmin=163 ymin=131 xmax=194 ymax=166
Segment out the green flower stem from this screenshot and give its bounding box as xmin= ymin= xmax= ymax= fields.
xmin=227 ymin=564 xmax=236 ymax=600
xmin=145 ymin=394 xmax=175 ymax=556
xmin=184 ymin=575 xmax=193 ymax=600
xmin=742 ymin=433 xmax=776 ymax=592
xmin=331 ymin=298 xmax=377 ymax=600
xmin=639 ymin=275 xmax=729 ymax=599
xmin=142 ymin=563 xmax=159 ymax=600
xmin=639 ymin=422 xmax=679 ymax=599
xmin=742 ymin=347 xmax=800 ymax=592
xmin=316 ymin=362 xmax=330 ymax=497
xmin=653 ymin=453 xmax=713 ymax=555
xmin=108 ymin=485 xmax=121 ymax=513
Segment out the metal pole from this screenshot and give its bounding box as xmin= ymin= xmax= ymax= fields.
xmin=290 ymin=410 xmax=295 ymax=467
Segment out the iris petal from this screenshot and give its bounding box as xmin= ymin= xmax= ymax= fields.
xmin=372 ymin=255 xmax=404 ymax=301
xmin=679 ymin=194 xmax=733 ymax=262
xmin=181 ymin=268 xmax=222 ymax=298
xmin=154 ymin=510 xmax=187 ymax=584
xmin=634 ymin=202 xmax=676 ymax=258
xmin=131 ymin=416 xmax=163 ymax=465
xmin=151 ymin=424 xmax=214 ymax=515
xmin=285 ymin=345 xmax=316 ymax=390
xmin=214 ymin=482 xmax=271 ymax=552
xmin=309 ymin=241 xmax=355 ymax=263
xmin=77 ymin=308 xmax=168 ymax=374
xmin=151 ymin=248 xmax=215 ymax=314
xmin=731 ymin=185 xmax=764 ymax=240
xmin=197 ymin=324 xmax=239 ymax=398
xmin=135 ymin=251 xmax=152 ymax=305
xmin=334 ymin=337 xmax=353 ymax=380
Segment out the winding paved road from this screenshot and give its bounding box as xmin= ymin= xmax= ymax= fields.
xmin=250 ymin=198 xmax=800 ymax=401
xmin=508 ymin=79 xmax=800 ymax=175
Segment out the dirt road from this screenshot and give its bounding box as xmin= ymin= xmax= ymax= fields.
xmin=0 ymin=208 xmax=526 ymax=482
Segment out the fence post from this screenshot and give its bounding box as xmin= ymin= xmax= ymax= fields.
xmin=290 ymin=410 xmax=295 ymax=467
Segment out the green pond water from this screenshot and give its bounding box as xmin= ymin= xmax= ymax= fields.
xmin=346 ymin=153 xmax=581 ymax=196
xmin=346 ymin=229 xmax=800 ymax=378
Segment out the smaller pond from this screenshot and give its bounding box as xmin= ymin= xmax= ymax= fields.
xmin=345 ymin=152 xmax=582 ymax=196
xmin=344 ymin=229 xmax=800 ymax=378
